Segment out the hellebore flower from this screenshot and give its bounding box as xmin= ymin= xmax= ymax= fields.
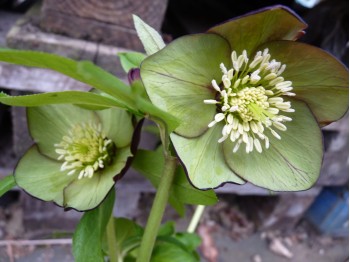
xmin=140 ymin=6 xmax=349 ymax=191
xmin=14 ymin=104 xmax=134 ymax=211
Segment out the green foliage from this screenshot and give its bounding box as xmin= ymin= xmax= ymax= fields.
xmin=132 ymin=149 xmax=218 ymax=215
xmin=72 ymin=190 xmax=115 ymax=262
xmin=0 ymin=49 xmax=180 ymax=132
xmin=119 ymin=52 xmax=146 ymax=72
xmin=0 ymin=175 xmax=16 ymax=197
xmin=113 ymin=219 xmax=201 ymax=262
xmin=133 ymin=15 xmax=166 ymax=55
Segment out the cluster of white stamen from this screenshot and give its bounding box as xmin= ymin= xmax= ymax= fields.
xmin=204 ymin=48 xmax=295 ymax=153
xmin=54 ymin=122 xmax=115 ymax=179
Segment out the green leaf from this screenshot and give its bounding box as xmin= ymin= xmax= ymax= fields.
xmin=0 ymin=91 xmax=124 ymax=108
xmin=158 ymin=222 xmax=175 ymax=237
xmin=15 ymin=146 xmax=75 ymax=206
xmin=174 ymin=233 xmax=201 ymax=253
xmin=119 ymin=52 xmax=146 ymax=72
xmin=171 ymin=124 xmax=245 ymax=189
xmin=150 ymin=239 xmax=199 ymax=262
xmin=0 ymin=49 xmax=135 ymax=110
xmin=141 ymin=33 xmax=231 ymax=137
xmin=132 ymin=150 xmax=218 ymax=207
xmin=113 ymin=218 xmax=143 ymax=249
xmin=0 ymin=49 xmax=180 ymax=133
xmin=208 ymin=6 xmax=307 ymax=56
xmin=133 ymin=15 xmax=166 ymax=55
xmin=73 ymin=189 xmax=115 ymax=262
xmin=261 ymin=40 xmax=349 ymax=126
xmin=0 ymin=175 xmax=16 ymax=197
xmin=223 ymin=100 xmax=323 ymax=191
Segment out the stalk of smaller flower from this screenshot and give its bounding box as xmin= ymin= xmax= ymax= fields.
xmin=203 ymin=48 xmax=295 ymax=153
xmin=54 ymin=122 xmax=115 ymax=179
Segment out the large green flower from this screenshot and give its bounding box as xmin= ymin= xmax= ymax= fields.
xmin=15 ymin=104 xmax=134 ymax=211
xmin=140 ymin=6 xmax=349 ymax=191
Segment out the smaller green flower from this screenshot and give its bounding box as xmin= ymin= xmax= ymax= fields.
xmin=15 ymin=104 xmax=134 ymax=211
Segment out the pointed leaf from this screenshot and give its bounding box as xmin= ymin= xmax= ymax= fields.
xmin=0 ymin=91 xmax=125 ymax=108
xmin=0 ymin=49 xmax=180 ymax=133
xmin=223 ymin=100 xmax=323 ymax=191
xmin=0 ymin=49 xmax=135 ymax=109
xmin=14 ymin=146 xmax=75 ymax=206
xmin=141 ymin=34 xmax=231 ymax=137
xmin=133 ymin=15 xmax=166 ymax=55
xmin=73 ymin=190 xmax=115 ymax=262
xmin=260 ymin=40 xmax=349 ymax=125
xmin=0 ymin=175 xmax=16 ymax=197
xmin=119 ymin=52 xmax=146 ymax=72
xmin=63 ymin=147 xmax=132 ymax=211
xmin=171 ymin=125 xmax=245 ymax=189
xmin=208 ymin=6 xmax=306 ymax=55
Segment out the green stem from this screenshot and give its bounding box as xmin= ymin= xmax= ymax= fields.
xmin=136 ymin=155 xmax=177 ymax=262
xmin=187 ymin=205 xmax=206 ymax=233
xmin=106 ymin=214 xmax=120 ymax=262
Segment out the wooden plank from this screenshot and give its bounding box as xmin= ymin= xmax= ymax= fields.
xmin=40 ymin=0 xmax=168 ymax=49
xmin=6 ymin=4 xmax=131 ymax=77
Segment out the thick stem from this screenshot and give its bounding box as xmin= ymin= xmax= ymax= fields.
xmin=136 ymin=155 xmax=177 ymax=262
xmin=106 ymin=215 xmax=120 ymax=262
xmin=187 ymin=205 xmax=206 ymax=233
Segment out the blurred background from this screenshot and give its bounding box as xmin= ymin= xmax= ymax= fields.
xmin=0 ymin=0 xmax=348 ymax=261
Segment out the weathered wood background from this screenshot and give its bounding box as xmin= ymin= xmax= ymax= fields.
xmin=40 ymin=0 xmax=168 ymax=50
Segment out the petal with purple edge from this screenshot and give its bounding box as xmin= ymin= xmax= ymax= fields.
xmin=223 ymin=100 xmax=323 ymax=191
xmin=171 ymin=124 xmax=245 ymax=189
xmin=15 ymin=146 xmax=75 ymax=207
xmin=260 ymin=40 xmax=349 ymax=126
xmin=208 ymin=6 xmax=307 ymax=56
xmin=63 ymin=147 xmax=132 ymax=211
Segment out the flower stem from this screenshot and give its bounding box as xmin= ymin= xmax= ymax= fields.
xmin=106 ymin=214 xmax=120 ymax=262
xmin=136 ymin=155 xmax=177 ymax=262
xmin=187 ymin=205 xmax=206 ymax=233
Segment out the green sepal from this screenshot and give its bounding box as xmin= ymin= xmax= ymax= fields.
xmin=27 ymin=104 xmax=99 ymax=160
xmin=260 ymin=40 xmax=349 ymax=126
xmin=223 ymin=100 xmax=323 ymax=191
xmin=208 ymin=6 xmax=307 ymax=56
xmin=14 ymin=146 xmax=75 ymax=206
xmin=96 ymin=108 xmax=134 ymax=148
xmin=171 ymin=124 xmax=245 ymax=189
xmin=141 ymin=33 xmax=231 ymax=137
xmin=63 ymin=147 xmax=132 ymax=211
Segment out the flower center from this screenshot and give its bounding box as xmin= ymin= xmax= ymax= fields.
xmin=204 ymin=48 xmax=295 ymax=153
xmin=54 ymin=122 xmax=115 ymax=179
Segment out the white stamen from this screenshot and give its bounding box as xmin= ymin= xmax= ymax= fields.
xmin=204 ymin=99 xmax=218 ymax=104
